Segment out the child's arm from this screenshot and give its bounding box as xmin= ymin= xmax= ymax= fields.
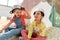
xmin=24 ymin=10 xmax=31 ymax=19
xmin=0 ymin=21 xmax=12 ymax=33
xmin=28 ymin=22 xmax=34 ymax=39
xmin=2 ymin=21 xmax=12 ymax=30
xmin=2 ymin=18 xmax=14 ymax=30
xmin=39 ymin=23 xmax=47 ymax=36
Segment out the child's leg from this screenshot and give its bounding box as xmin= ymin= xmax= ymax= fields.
xmin=31 ymin=36 xmax=46 ymax=40
xmin=21 ymin=30 xmax=28 ymax=40
xmin=5 ymin=27 xmax=15 ymax=32
xmin=0 ymin=28 xmax=23 ymax=40
xmin=31 ymin=32 xmax=46 ymax=40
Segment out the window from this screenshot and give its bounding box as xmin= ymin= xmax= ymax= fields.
xmin=0 ymin=0 xmax=23 ymax=6
xmin=0 ymin=0 xmax=7 ymax=5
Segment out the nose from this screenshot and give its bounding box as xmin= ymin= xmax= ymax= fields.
xmin=34 ymin=15 xmax=37 ymax=18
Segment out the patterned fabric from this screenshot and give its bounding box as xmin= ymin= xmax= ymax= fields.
xmin=28 ymin=21 xmax=46 ymax=38
xmin=49 ymin=5 xmax=60 ymax=27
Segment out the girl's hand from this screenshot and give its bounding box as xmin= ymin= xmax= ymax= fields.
xmin=0 ymin=29 xmax=3 ymax=33
xmin=12 ymin=23 xmax=16 ymax=28
xmin=39 ymin=29 xmax=42 ymax=32
xmin=0 ymin=26 xmax=3 ymax=33
xmin=27 ymin=38 xmax=31 ymax=40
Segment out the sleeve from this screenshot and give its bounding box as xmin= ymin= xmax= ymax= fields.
xmin=22 ymin=13 xmax=27 ymax=18
xmin=41 ymin=23 xmax=46 ymax=30
xmin=40 ymin=23 xmax=47 ymax=36
xmin=28 ymin=22 xmax=34 ymax=38
xmin=10 ymin=18 xmax=14 ymax=22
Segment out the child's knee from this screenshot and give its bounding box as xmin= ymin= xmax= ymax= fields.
xmin=21 ymin=30 xmax=28 ymax=34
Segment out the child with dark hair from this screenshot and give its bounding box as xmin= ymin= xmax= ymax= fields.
xmin=21 ymin=11 xmax=47 ymax=40
xmin=0 ymin=7 xmax=31 ymax=40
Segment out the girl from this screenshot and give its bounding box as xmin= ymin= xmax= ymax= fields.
xmin=0 ymin=7 xmax=30 ymax=40
xmin=21 ymin=10 xmax=47 ymax=40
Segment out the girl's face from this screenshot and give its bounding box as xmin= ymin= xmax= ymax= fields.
xmin=34 ymin=11 xmax=43 ymax=21
xmin=13 ymin=9 xmax=21 ymax=17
